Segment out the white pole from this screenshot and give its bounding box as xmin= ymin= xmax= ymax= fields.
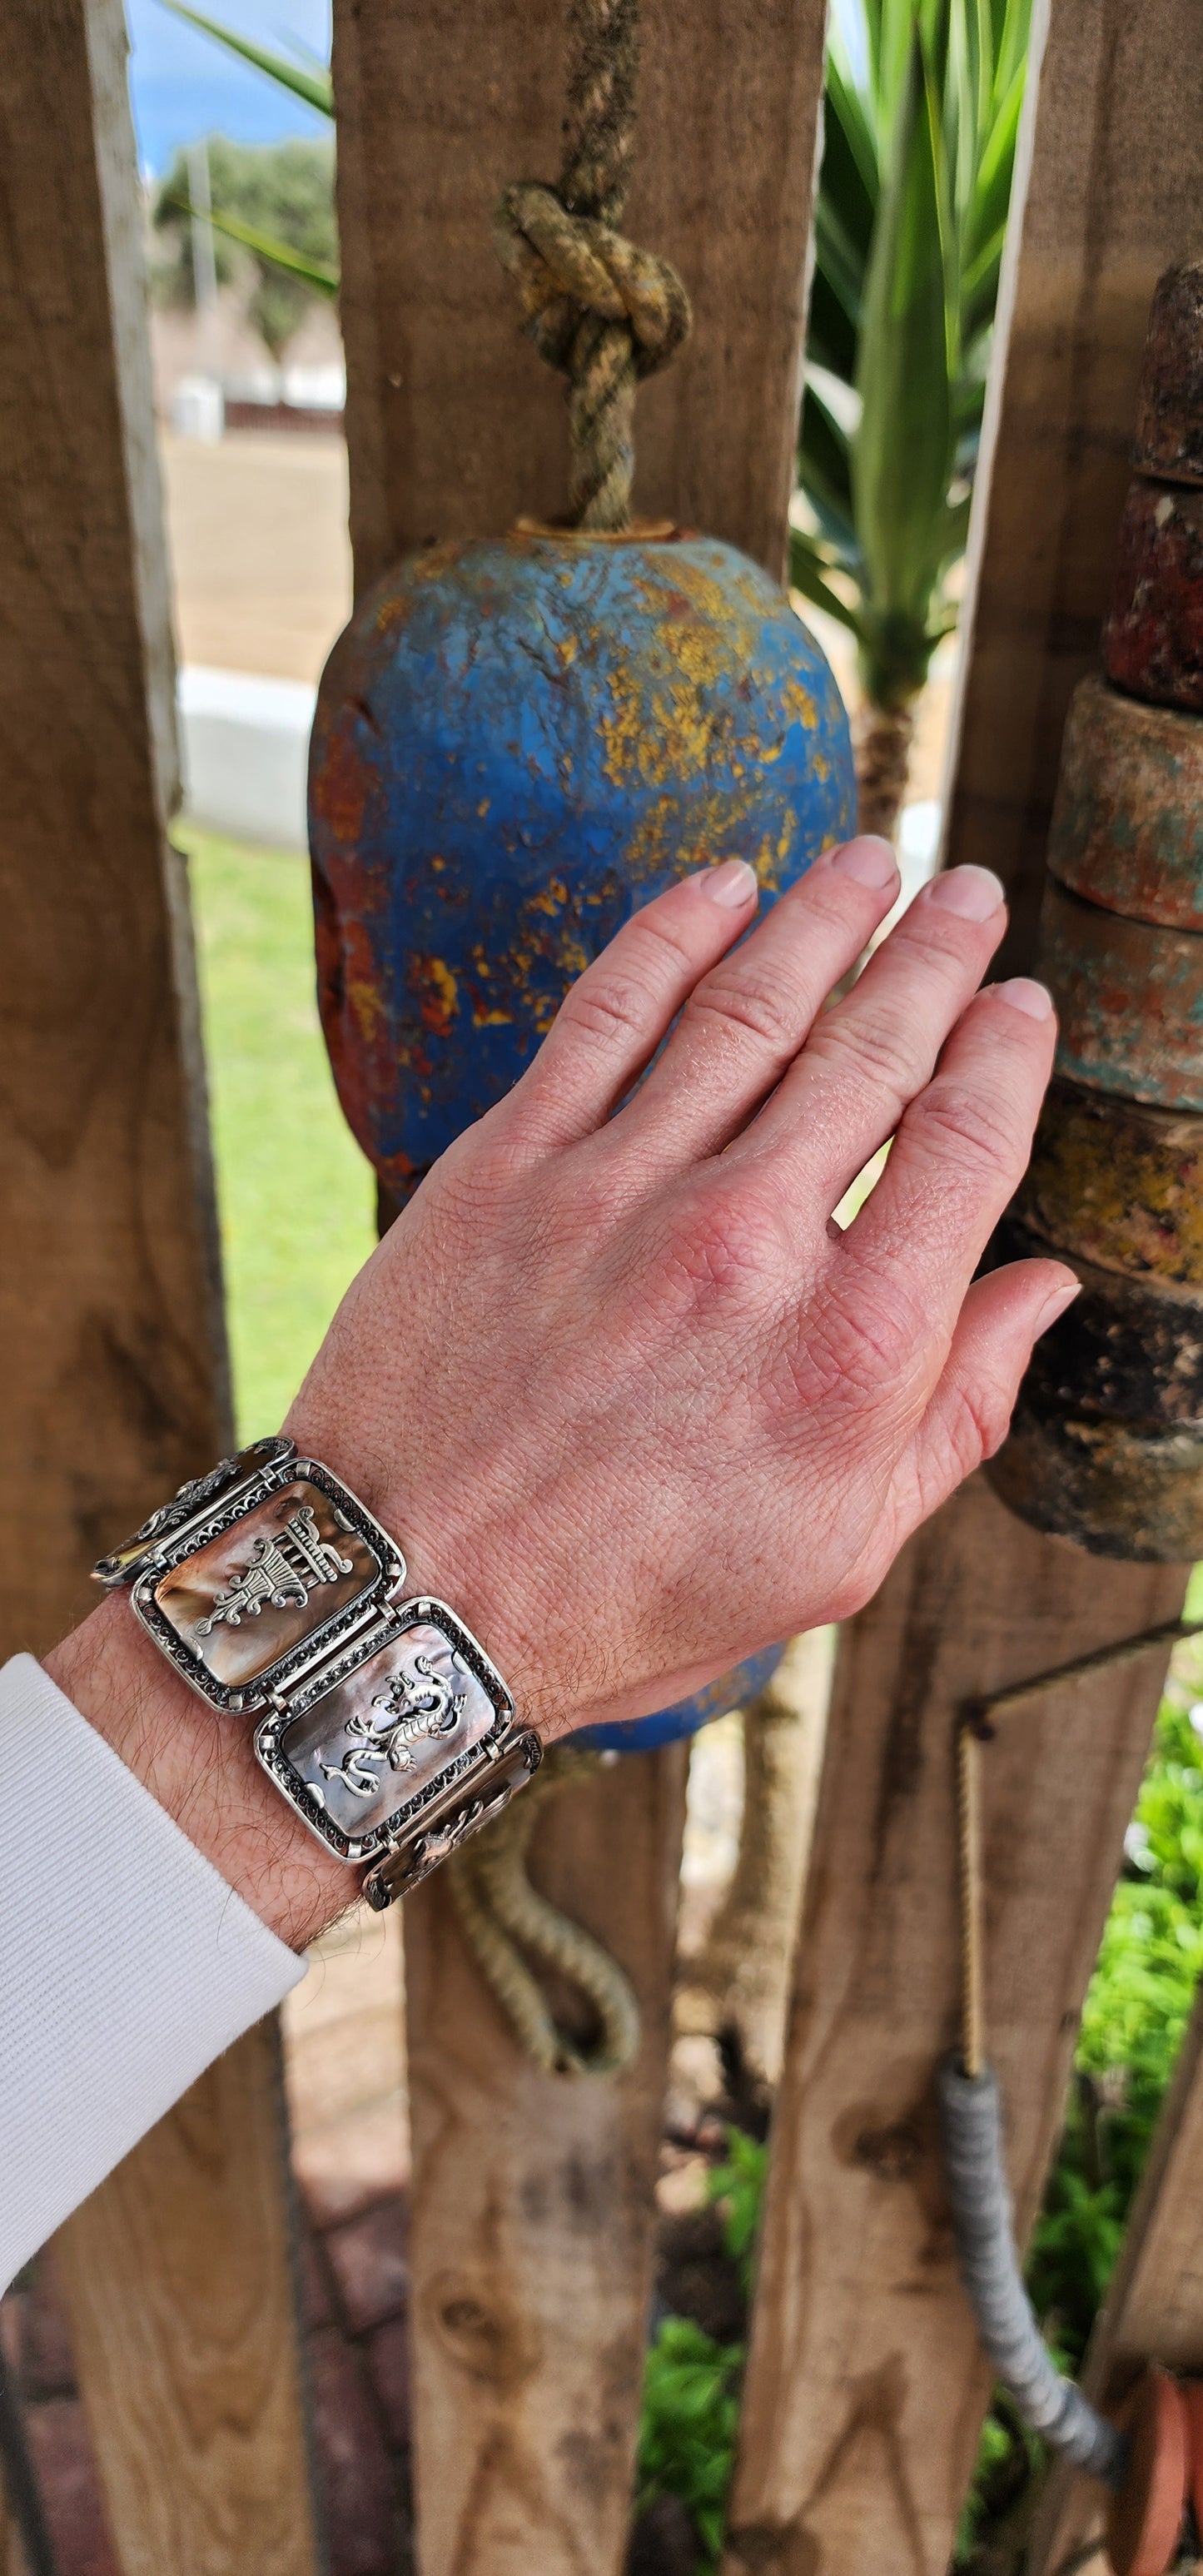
xmin=187 ymin=137 xmax=218 ymax=315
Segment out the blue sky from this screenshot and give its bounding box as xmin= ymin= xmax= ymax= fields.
xmin=127 ymin=0 xmax=331 ymax=173
xmin=127 ymin=0 xmax=864 ymax=178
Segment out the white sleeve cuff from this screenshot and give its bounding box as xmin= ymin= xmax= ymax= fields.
xmin=0 ymin=1653 xmax=306 ymax=2288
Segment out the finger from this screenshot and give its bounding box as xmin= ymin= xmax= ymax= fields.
xmin=838 ymin=977 xmax=1057 ymax=1330
xmin=875 ymin=1260 xmax=1080 ymax=1543
xmin=728 ymin=863 xmax=1007 ymax=1204
xmin=508 ymin=858 xmax=759 ymax=1147
xmin=612 ymin=836 xmax=901 ymax=1166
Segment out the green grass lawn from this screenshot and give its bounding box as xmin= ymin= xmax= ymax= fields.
xmin=181 ymin=823 xmax=375 ymax=1442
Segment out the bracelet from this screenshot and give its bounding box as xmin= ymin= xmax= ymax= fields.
xmin=93 ymin=1436 xmax=540 ymax=1910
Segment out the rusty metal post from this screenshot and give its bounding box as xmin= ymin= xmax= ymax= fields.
xmin=988 ymin=262 xmax=1203 ymax=1561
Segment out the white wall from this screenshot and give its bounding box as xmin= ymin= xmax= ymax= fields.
xmin=177 ymin=664 xmax=315 ymax=852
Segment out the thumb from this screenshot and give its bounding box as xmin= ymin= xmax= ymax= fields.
xmin=883 ymin=1259 xmax=1081 ymax=1539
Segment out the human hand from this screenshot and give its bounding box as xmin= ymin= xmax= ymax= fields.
xmin=290 ymin=839 xmax=1075 ymax=1747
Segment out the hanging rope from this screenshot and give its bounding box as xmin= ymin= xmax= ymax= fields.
xmin=449 ymin=1746 xmax=642 ymax=2076
xmin=492 ymin=0 xmax=692 ymax=530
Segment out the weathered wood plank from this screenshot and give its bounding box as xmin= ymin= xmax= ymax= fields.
xmin=331 ymin=3 xmax=832 ymax=2567
xmin=725 ymin=1478 xmax=1183 ymax=2576
xmin=0 ymin=2488 xmax=26 ymax=2576
xmin=726 ymin=2 xmax=1203 ymax=2563
xmin=0 ymin=4 xmax=317 ymax=2567
xmin=0 ymin=0 xmax=227 ymax=1628
xmin=56 ymin=2022 xmax=319 ymax=2576
xmin=945 ymin=0 xmax=1203 ymax=979
xmin=1029 ymin=1967 xmax=1203 ymax=2574
xmin=404 ymin=1748 xmax=688 ymax=2574
xmin=333 ymin=0 xmax=829 ymax=592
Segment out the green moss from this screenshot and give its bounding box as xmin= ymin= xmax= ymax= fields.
xmin=181 ymin=823 xmax=375 ymax=1441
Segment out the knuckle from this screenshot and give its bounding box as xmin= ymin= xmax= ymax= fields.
xmin=625 ymin=910 xmax=697 ymax=982
xmin=685 ymin=966 xmax=803 ymax=1058
xmin=554 ymin=907 xmax=700 ymax=1057
xmin=942 ymin=1374 xmax=1014 ymax=1475
xmin=805 ymin=1008 xmax=919 ymax=1114
xmin=912 ymin=1082 xmax=1017 ymax=1183
xmin=657 ymin=1184 xmax=785 ymax=1310
xmin=556 ymin=972 xmax=652 ymax=1052
xmin=794 ymin=1270 xmax=925 ymax=1405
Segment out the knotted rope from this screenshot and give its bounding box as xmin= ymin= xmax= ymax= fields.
xmin=492 ymin=0 xmax=692 ymax=530
xmin=449 ymin=1746 xmax=642 ymax=2076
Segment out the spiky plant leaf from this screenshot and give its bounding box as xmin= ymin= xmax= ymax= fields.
xmin=157 ymin=0 xmax=333 ymax=114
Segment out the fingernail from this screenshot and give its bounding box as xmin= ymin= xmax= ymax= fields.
xmin=997 ymin=977 xmax=1054 ymax=1022
xmin=1036 ymin=1276 xmax=1081 ymax=1333
xmin=693 ymin=858 xmax=759 ymax=908
xmin=828 ymin=835 xmax=899 ymax=890
xmin=927 ymin=864 xmax=1007 ymax=921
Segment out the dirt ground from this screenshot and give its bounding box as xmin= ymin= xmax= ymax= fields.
xmin=159 ymin=428 xmax=957 ymax=800
xmin=162 ymin=429 xmax=352 ymax=684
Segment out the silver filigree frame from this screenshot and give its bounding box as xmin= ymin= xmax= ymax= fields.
xmin=127 ymin=1452 xmax=407 ymax=1714
xmin=253 ymin=1594 xmax=518 ymax=1866
xmin=96 ymin=1443 xmax=542 ymax=1907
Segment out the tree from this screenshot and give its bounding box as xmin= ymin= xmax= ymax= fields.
xmin=152 ymin=132 xmax=337 ymax=360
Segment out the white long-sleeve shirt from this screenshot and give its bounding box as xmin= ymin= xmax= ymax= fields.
xmin=0 ymin=1654 xmax=306 ymax=2288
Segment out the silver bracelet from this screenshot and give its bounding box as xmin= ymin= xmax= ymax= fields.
xmin=93 ymin=1436 xmax=540 ymax=1910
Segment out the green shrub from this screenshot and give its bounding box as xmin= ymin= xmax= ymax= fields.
xmin=636 ymin=2319 xmax=743 ymax=2570
xmin=640 ymin=1662 xmax=1203 ymax=2572
xmin=705 ymin=2130 xmax=768 ymax=2298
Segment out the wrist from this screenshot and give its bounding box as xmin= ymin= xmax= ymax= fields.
xmin=281 ymin=1395 xmax=559 ymax=1743
xmin=45 ymin=1592 xmax=358 ymax=1952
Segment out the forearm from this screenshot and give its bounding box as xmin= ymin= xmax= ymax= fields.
xmin=42 ymin=1388 xmax=551 ymax=1955
xmin=44 ymin=1589 xmax=356 ymax=1954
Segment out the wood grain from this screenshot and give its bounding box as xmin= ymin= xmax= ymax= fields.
xmin=1029 ymin=1983 xmax=1203 ymax=2574
xmin=331 ymin=4 xmax=831 ymax=2567
xmin=0 ymin=0 xmax=226 ymax=1646
xmin=0 ymin=4 xmax=317 ymax=2567
xmin=944 ymin=0 xmax=1203 ymax=978
xmin=724 ymin=7 xmax=1203 ymax=2562
xmin=56 ymin=2022 xmax=320 ymax=2576
xmin=404 ymin=1748 xmax=688 ymax=2576
xmin=0 ymin=2487 xmax=26 ymax=2576
xmin=332 ymin=0 xmax=830 ymax=590
xmin=724 ymin=1476 xmax=1183 ymax=2576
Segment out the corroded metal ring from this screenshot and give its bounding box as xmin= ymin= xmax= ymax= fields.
xmin=1047 ymin=676 xmax=1203 ymax=929
xmin=1041 ymin=878 xmax=1203 ymax=1111
xmin=1015 ymin=1076 xmax=1203 ymax=1285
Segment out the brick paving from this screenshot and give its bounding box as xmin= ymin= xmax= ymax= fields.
xmin=2 ymin=2188 xmax=415 ymax=2576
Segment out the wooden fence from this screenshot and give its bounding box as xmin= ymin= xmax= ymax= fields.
xmin=1 ymin=0 xmax=1201 ymax=2570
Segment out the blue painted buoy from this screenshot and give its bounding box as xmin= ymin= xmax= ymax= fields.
xmin=310 ymin=526 xmax=855 ymax=1747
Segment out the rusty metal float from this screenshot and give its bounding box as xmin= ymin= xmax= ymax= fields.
xmin=987 ymin=261 xmax=1203 ymax=1561
xmin=307 ymin=2 xmax=855 ymax=1748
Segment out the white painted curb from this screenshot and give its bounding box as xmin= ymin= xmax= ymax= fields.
xmin=177 ymin=665 xmax=316 ymax=853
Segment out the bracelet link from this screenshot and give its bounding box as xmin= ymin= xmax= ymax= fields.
xmin=96 ymin=1445 xmax=537 ymax=1898
xmin=362 ymin=1728 xmax=543 ymax=1910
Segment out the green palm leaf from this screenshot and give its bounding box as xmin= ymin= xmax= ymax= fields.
xmin=157 ymin=0 xmax=333 ymax=116
xmin=799 ymin=0 xmax=1032 ymax=758
xmin=166 ymin=190 xmax=338 ymax=294
xmin=853 ymin=27 xmax=952 ymax=639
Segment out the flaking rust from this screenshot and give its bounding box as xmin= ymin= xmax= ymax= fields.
xmin=1017 ymin=1078 xmax=1203 ymax=1284
xmin=310 ymin=529 xmax=853 ymax=1201
xmin=1048 ymin=677 xmax=1203 ymax=929
xmin=987 ymin=261 xmax=1203 ymax=1559
xmin=1040 ymin=880 xmax=1203 ymax=1112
